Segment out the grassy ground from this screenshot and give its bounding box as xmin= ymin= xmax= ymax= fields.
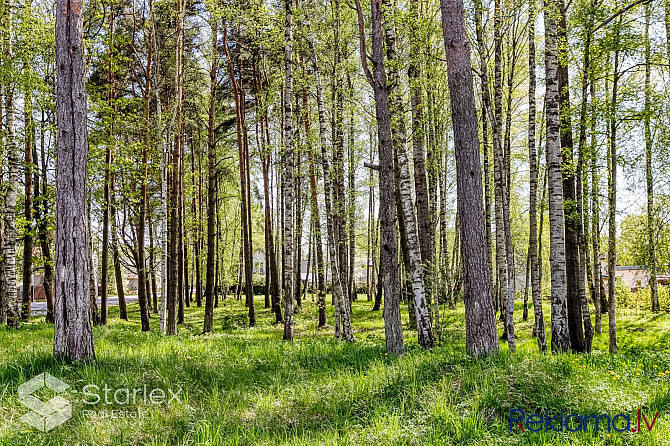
xmin=1 ymin=295 xmax=669 ymax=445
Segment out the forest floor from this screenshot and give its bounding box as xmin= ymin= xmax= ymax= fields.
xmin=1 ymin=294 xmax=669 ymax=445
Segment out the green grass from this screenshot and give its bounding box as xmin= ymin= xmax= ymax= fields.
xmin=1 ymin=295 xmax=670 ymax=445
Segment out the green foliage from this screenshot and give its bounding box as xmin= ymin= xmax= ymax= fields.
xmin=617 ymin=283 xmax=670 ymax=313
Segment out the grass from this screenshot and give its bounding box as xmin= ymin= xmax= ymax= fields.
xmin=1 ymin=294 xmax=670 ymax=445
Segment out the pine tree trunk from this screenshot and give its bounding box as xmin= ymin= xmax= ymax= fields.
xmin=368 ymin=0 xmax=403 ymax=353
xmin=137 ymin=0 xmax=154 ymax=331
xmin=166 ymin=0 xmax=184 ymax=335
xmin=149 ymin=216 xmax=158 ymax=313
xmin=54 ymin=0 xmax=95 ymax=360
xmin=544 ymin=0 xmax=570 ymax=352
xmin=110 ymin=179 xmax=127 ymax=319
xmin=203 ymin=17 xmax=217 ymax=334
xmin=440 ymin=0 xmax=498 ymax=357
xmin=36 ymin=114 xmax=54 ymax=324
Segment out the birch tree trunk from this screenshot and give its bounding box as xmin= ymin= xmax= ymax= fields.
xmin=308 ymin=21 xmax=354 ymax=342
xmin=282 ymin=0 xmax=296 ymax=341
xmin=54 ymin=0 xmax=95 ymax=360
xmin=381 ymin=0 xmax=434 ymax=348
xmin=528 ymin=0 xmax=546 ymax=351
xmin=4 ymin=0 xmax=18 ymax=329
xmin=544 ymin=0 xmax=570 ymax=353
xmin=409 ymin=0 xmax=434 ymax=302
xmin=304 ymin=79 xmax=327 ymax=327
xmin=440 ymin=0 xmax=498 ymax=357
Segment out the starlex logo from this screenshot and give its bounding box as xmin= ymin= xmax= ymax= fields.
xmin=18 ymin=372 xmax=72 ymax=433
xmin=510 ymin=409 xmax=659 ymax=433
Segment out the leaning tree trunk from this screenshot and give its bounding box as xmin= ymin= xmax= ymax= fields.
xmin=544 ymin=0 xmax=570 ymax=353
xmin=440 ymin=0 xmax=498 ymax=357
xmin=54 ymin=0 xmax=95 ymax=360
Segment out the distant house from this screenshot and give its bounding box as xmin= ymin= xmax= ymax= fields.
xmin=600 ymin=255 xmax=670 ymax=292
xmin=252 ymin=249 xmax=373 ymax=285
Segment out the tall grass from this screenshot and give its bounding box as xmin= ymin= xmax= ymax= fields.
xmin=0 ymin=295 xmax=668 ymax=445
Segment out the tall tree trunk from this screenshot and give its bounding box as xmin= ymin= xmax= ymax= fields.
xmin=440 ymin=0 xmax=498 ymax=357
xmin=4 ymin=0 xmax=18 ymax=329
xmin=557 ymin=0 xmax=585 ymax=353
xmin=644 ymin=4 xmax=659 ymax=313
xmin=22 ymin=80 xmax=35 ymax=322
xmin=473 ymin=0 xmax=494 ymax=306
xmin=178 ymin=139 xmax=186 ymax=325
xmin=137 ymin=0 xmax=154 ymax=332
xmin=545 ymin=0 xmax=570 ymax=353
xmin=222 ymin=19 xmax=254 ymax=327
xmin=303 ymin=76 xmax=327 ymax=327
xmin=590 ymin=74 xmax=603 ymax=332
xmin=88 ymin=208 xmax=100 ymax=327
xmin=308 ymin=18 xmax=353 ymax=342
xmin=282 ymin=0 xmax=296 ymax=341
xmin=166 ymin=0 xmax=184 ymax=335
xmin=36 ymin=111 xmax=54 ymax=324
xmin=528 ymin=0 xmax=546 ymax=351
xmin=110 ymin=177 xmax=126 ymax=319
xmin=382 ymin=0 xmax=434 ymax=348
xmin=577 ymin=0 xmax=601 ymax=336
xmin=365 ymin=0 xmax=403 ymax=353
xmin=54 ymin=0 xmax=95 ymax=360
xmin=608 ymin=42 xmax=620 ymax=354
xmin=409 ymin=0 xmax=434 ymax=311
xmin=149 ymin=216 xmax=158 ymax=313
xmin=203 ymin=17 xmax=217 ymax=334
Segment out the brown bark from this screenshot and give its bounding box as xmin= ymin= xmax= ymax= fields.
xmin=440 ymin=0 xmax=498 ymax=357
xmin=369 ymin=0 xmax=404 ymax=354
xmin=54 ymin=0 xmax=95 ymax=360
